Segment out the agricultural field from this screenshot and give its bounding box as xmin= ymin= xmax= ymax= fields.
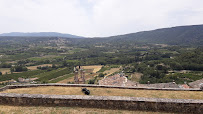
xmin=34 ymin=68 xmax=72 ymax=82
xmin=0 ymin=67 xmax=72 ymax=84
xmin=129 ymin=72 xmax=143 ymax=82
xmin=0 ymin=68 xmax=10 ymax=74
xmin=58 ymin=65 xmax=103 ymax=83
xmin=1 ymin=35 xmax=203 ymax=86
xmin=27 ymin=64 xmax=52 ymax=70
xmin=1 ymin=86 xmax=203 ymax=99
xmin=81 ymin=65 xmax=103 ymax=73
xmin=51 ymin=73 xmax=74 ymax=83
xmin=0 ymin=70 xmax=46 ymax=82
xmin=57 ymin=72 xmax=97 ymax=84
xmin=28 ymin=55 xmax=62 ymax=61
xmin=103 ymin=68 xmax=120 ymax=76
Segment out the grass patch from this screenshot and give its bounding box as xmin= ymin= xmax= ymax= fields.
xmin=1 ymin=86 xmax=203 ymax=99
xmin=28 ymin=55 xmax=62 ymax=61
xmin=35 ymin=68 xmax=72 ymax=82
xmin=164 ymin=72 xmax=203 ymax=84
xmin=0 ymin=68 xmax=10 ymax=75
xmin=49 ymin=73 xmax=74 ymax=83
xmin=98 ymin=65 xmax=119 ymax=72
xmin=0 ymin=105 xmax=167 ymax=114
xmin=0 ymin=70 xmax=46 ymax=82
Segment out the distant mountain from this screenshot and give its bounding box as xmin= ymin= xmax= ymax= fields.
xmin=0 ymin=32 xmax=84 ymax=38
xmin=107 ymin=24 xmax=203 ymax=45
xmin=1 ymin=25 xmax=203 ymax=45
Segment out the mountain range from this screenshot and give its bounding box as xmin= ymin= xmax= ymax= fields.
xmin=1 ymin=24 xmax=203 ymax=45
xmin=107 ymin=24 xmax=203 ymax=45
xmin=0 ymin=32 xmax=83 ymax=38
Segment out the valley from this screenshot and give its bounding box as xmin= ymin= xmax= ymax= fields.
xmin=0 ymin=25 xmax=203 ymax=88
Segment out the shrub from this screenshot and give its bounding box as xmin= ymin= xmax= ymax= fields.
xmin=98 ymin=73 xmax=104 ymax=77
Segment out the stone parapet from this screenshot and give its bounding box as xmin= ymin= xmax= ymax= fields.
xmin=0 ymin=93 xmax=202 ymax=113
xmin=0 ymin=83 xmax=201 ymax=91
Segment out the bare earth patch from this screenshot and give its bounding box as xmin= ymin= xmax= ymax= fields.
xmin=81 ymin=65 xmax=103 ymax=73
xmin=27 ymin=64 xmax=52 ymax=70
xmin=130 ymin=72 xmax=143 ymax=82
xmin=103 ymin=68 xmax=120 ymax=76
xmin=0 ymin=68 xmax=10 ymax=74
xmin=1 ymin=86 xmax=202 ymax=99
xmin=0 ymin=105 xmax=168 ymax=114
xmin=58 ymin=77 xmax=74 ymax=83
xmin=57 ymin=73 xmax=90 ymax=83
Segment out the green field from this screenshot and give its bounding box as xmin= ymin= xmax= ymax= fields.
xmin=49 ymin=73 xmax=74 ymax=83
xmin=35 ymin=68 xmax=72 ymax=82
xmin=0 ymin=70 xmax=46 ymax=82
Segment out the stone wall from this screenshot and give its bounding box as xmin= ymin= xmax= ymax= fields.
xmin=0 ymin=93 xmax=202 ymax=113
xmin=1 ymin=83 xmax=201 ymax=91
xmin=0 ymin=86 xmax=9 ymax=92
xmin=0 ymin=84 xmax=202 ymax=113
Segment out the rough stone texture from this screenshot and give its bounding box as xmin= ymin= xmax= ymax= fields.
xmin=146 ymin=82 xmax=180 ymax=88
xmin=0 ymin=84 xmax=203 ymax=113
xmin=0 ymin=86 xmax=9 ymax=92
xmin=200 ymin=83 xmax=203 ymax=90
xmin=0 ymin=93 xmax=202 ymax=113
xmin=189 ymin=78 xmax=203 ymax=88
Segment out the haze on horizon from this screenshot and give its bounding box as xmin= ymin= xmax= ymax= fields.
xmin=0 ymin=0 xmax=203 ymax=37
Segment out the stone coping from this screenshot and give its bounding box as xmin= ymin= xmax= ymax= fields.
xmin=0 ymin=83 xmax=201 ymax=92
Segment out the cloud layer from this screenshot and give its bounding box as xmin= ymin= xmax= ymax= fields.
xmin=0 ymin=0 xmax=203 ymax=37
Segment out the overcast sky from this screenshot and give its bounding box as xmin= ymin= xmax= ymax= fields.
xmin=0 ymin=0 xmax=203 ymax=37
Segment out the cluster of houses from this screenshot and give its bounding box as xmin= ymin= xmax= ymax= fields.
xmin=99 ymin=73 xmax=202 ymax=89
xmin=99 ymin=73 xmax=137 ymax=87
xmin=7 ymin=77 xmax=37 ymax=85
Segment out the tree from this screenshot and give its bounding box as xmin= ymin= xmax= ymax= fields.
xmin=10 ymin=66 xmax=28 ymax=72
xmin=52 ymin=64 xmax=56 ymax=68
xmin=0 ymin=63 xmax=12 ymax=68
xmin=98 ymin=73 xmax=105 ymax=77
xmin=88 ymin=79 xmax=95 ymax=84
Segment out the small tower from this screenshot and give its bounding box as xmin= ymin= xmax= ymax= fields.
xmin=74 ymin=71 xmax=79 ymax=84
xmin=74 ymin=66 xmax=85 ymax=84
xmin=82 ymin=70 xmax=85 ymax=84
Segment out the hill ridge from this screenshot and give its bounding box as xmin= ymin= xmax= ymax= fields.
xmin=0 ymin=32 xmax=83 ymax=38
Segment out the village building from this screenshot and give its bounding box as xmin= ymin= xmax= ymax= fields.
xmin=188 ymin=79 xmax=203 ymax=88
xmin=179 ymin=84 xmax=190 ymax=89
xmin=17 ymin=77 xmax=37 ymax=84
xmin=99 ymin=73 xmax=137 ymax=87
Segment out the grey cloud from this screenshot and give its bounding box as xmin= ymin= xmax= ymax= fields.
xmin=0 ymin=0 xmax=202 ymax=37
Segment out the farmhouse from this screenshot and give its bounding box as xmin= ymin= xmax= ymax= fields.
xmin=18 ymin=78 xmax=37 ymax=84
